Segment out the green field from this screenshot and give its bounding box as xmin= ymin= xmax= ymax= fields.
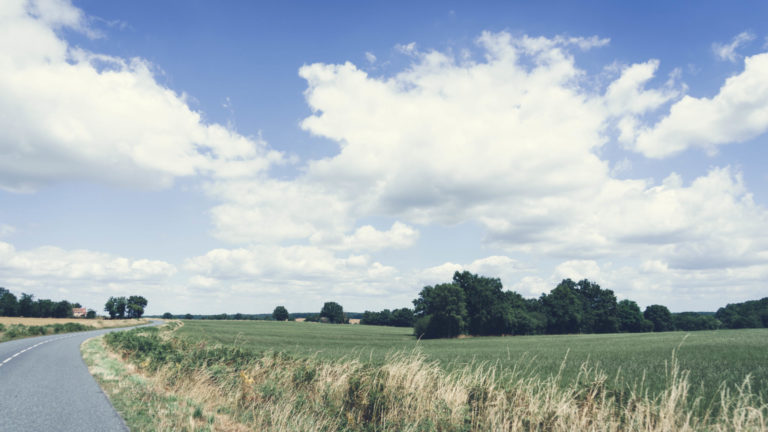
xmin=178 ymin=320 xmax=768 ymax=406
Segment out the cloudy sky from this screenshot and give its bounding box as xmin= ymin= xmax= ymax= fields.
xmin=1 ymin=0 xmax=767 ymax=315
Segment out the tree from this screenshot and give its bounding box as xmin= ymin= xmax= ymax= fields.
xmin=319 ymin=302 xmax=347 ymax=324
xmin=453 ymin=271 xmax=511 ymax=336
xmin=0 ymin=288 xmax=18 ymax=317
xmin=541 ymin=280 xmax=583 ymax=334
xmin=105 ymin=296 xmax=127 ymax=319
xmin=126 ymin=296 xmax=148 ymax=318
xmin=183 ymin=313 xmax=193 ymax=320
xmin=618 ymin=300 xmax=652 ymax=332
xmin=162 ymin=312 xmax=173 ymax=319
xmin=391 ymin=308 xmax=415 ymax=327
xmin=53 ymin=300 xmax=73 ymax=318
xmin=644 ymin=304 xmax=673 ymax=332
xmin=272 ymin=306 xmax=289 ymax=321
xmin=86 ymin=309 xmax=97 ymax=319
xmin=19 ymin=293 xmax=35 ymax=317
xmin=413 ymin=283 xmax=467 ymax=338
xmin=575 ymin=280 xmax=619 ymax=333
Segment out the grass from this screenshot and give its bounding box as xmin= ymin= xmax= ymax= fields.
xmin=96 ymin=322 xmax=768 ymax=431
xmin=176 ymin=320 xmax=768 ymax=407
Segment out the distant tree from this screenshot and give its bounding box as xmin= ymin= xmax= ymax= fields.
xmin=272 ymin=306 xmax=289 ymax=321
xmin=304 ymin=314 xmax=320 ymax=322
xmin=715 ymin=298 xmax=768 ymax=329
xmin=413 ymin=283 xmax=467 ymax=338
xmin=575 ymin=280 xmax=619 ymax=333
xmin=162 ymin=312 xmax=173 ymax=319
xmin=0 ymin=288 xmax=18 ymax=317
xmin=86 ymin=309 xmax=97 ymax=319
xmin=618 ymin=300 xmax=652 ymax=332
xmin=644 ymin=305 xmax=674 ymax=332
xmin=126 ymin=296 xmax=148 ymax=319
xmin=37 ymin=299 xmax=55 ymax=317
xmin=672 ymin=312 xmax=721 ymax=331
xmin=320 ymin=302 xmax=347 ymax=324
xmin=53 ymin=300 xmax=73 ymax=318
xmin=19 ymin=293 xmax=35 ymax=317
xmin=105 ymin=296 xmax=127 ymax=319
xmin=541 ymin=280 xmax=583 ymax=334
xmin=391 ymin=308 xmax=415 ymax=327
xmin=183 ymin=313 xmax=193 ymax=320
xmin=453 ymin=271 xmax=512 ymax=336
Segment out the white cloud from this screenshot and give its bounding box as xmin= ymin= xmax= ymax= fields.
xmin=632 ymin=52 xmax=768 ymax=158
xmin=0 ymin=0 xmax=283 ymax=192
xmin=365 ymin=52 xmax=376 ymax=64
xmin=0 ymin=240 xmax=176 ymax=281
xmin=310 ymin=222 xmax=418 ymax=251
xmin=713 ymin=31 xmax=755 ymax=62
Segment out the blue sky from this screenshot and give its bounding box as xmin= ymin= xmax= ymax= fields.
xmin=1 ymin=0 xmax=767 ymax=315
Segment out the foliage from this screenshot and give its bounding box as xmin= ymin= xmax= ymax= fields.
xmin=272 ymin=305 xmax=289 ymax=321
xmin=0 ymin=288 xmax=83 ymax=318
xmin=86 ymin=309 xmax=97 ymax=319
xmin=360 ymin=308 xmax=414 ymax=327
xmin=162 ymin=312 xmax=173 ymax=319
xmin=413 ymin=283 xmax=467 ymax=338
xmin=127 ymin=295 xmax=148 ymax=318
xmin=716 ymin=297 xmax=768 ymax=329
xmin=644 ymin=304 xmax=674 ymax=332
xmin=0 ymin=321 xmax=94 ymax=342
xmin=319 ymin=301 xmax=348 ymax=324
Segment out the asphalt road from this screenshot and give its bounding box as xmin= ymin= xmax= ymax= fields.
xmin=0 ymin=321 xmax=159 ymax=431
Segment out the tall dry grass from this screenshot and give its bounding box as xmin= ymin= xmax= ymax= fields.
xmin=103 ymin=327 xmax=767 ymax=431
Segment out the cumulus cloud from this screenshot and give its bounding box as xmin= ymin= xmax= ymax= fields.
xmin=632 ymin=52 xmax=768 ymax=158
xmin=0 ymin=240 xmax=176 ymax=281
xmin=310 ymin=222 xmax=418 ymax=251
xmin=0 ymin=0 xmax=283 ymax=192
xmin=713 ymin=31 xmax=755 ymax=62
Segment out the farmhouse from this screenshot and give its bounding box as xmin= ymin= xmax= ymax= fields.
xmin=72 ymin=307 xmax=87 ymax=318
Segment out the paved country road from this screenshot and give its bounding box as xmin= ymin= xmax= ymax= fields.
xmin=0 ymin=321 xmax=160 ymax=431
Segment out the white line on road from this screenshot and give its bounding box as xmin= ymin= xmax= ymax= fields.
xmin=0 ymin=334 xmax=77 ymax=370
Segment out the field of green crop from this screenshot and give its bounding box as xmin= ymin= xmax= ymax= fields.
xmin=178 ymin=320 xmax=768 ymax=406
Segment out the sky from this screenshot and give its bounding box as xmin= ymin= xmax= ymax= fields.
xmin=1 ymin=0 xmax=767 ymax=315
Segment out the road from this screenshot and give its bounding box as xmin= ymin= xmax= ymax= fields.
xmin=0 ymin=322 xmax=158 ymax=431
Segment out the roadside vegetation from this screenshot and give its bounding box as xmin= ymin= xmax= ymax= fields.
xmin=0 ymin=317 xmax=149 ymax=342
xmin=93 ymin=321 xmax=767 ymax=431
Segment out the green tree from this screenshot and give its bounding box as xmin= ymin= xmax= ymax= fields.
xmin=184 ymin=313 xmax=193 ymax=320
xmin=453 ymin=271 xmax=512 ymax=336
xmin=53 ymin=300 xmax=73 ymax=318
xmin=617 ymin=300 xmax=652 ymax=332
xmin=162 ymin=312 xmax=173 ymax=319
xmin=272 ymin=305 xmax=289 ymax=321
xmin=575 ymin=280 xmax=619 ymax=333
xmin=541 ymin=280 xmax=583 ymax=334
xmin=413 ymin=283 xmax=467 ymax=338
xmin=105 ymin=296 xmax=127 ymax=319
xmin=86 ymin=309 xmax=97 ymax=319
xmin=126 ymin=295 xmax=148 ymax=318
xmin=0 ymin=288 xmax=18 ymax=317
xmin=319 ymin=302 xmax=347 ymax=323
xmin=19 ymin=293 xmax=35 ymax=317
xmin=390 ymin=308 xmax=415 ymax=327
xmin=644 ymin=304 xmax=673 ymax=332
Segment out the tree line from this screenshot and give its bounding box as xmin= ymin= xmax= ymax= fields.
xmin=406 ymin=271 xmax=766 ymax=339
xmin=0 ymin=287 xmax=92 ymax=318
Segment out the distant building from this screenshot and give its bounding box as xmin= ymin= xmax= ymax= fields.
xmin=72 ymin=307 xmax=87 ymax=318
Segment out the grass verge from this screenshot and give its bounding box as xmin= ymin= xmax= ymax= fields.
xmin=93 ymin=324 xmax=767 ymax=431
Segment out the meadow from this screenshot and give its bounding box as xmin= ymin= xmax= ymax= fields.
xmin=84 ymin=320 xmax=767 ymax=431
xmin=177 ymin=320 xmax=768 ymax=405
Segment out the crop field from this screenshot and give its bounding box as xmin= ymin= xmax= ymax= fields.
xmin=92 ymin=321 xmax=768 ymax=431
xmin=177 ymin=320 xmax=768 ymax=406
xmin=0 ymin=316 xmax=146 ymax=328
